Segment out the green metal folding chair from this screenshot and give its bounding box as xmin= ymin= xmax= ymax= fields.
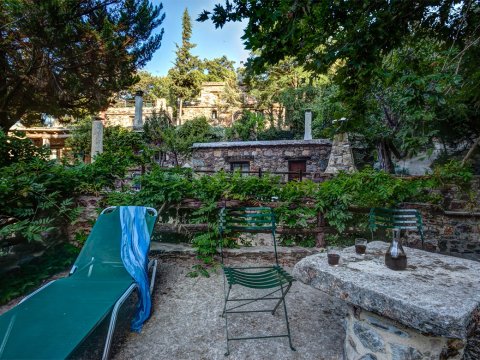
xmin=0 ymin=206 xmax=157 ymax=360
xmin=219 ymin=207 xmax=295 ymax=356
xmin=369 ymin=207 xmax=425 ymax=248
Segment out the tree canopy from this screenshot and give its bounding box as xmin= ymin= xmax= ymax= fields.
xmin=199 ymin=1 xmax=477 ymax=90
xmin=0 ymin=0 xmax=165 ymax=131
xmin=200 ymin=0 xmax=480 ymax=172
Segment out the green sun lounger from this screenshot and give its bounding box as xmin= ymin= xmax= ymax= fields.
xmin=0 ymin=206 xmax=158 ymax=360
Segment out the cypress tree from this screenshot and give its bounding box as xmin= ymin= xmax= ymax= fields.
xmin=168 ymin=8 xmax=202 ymax=125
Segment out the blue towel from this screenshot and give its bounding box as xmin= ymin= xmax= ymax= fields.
xmin=120 ymin=206 xmax=151 ymax=332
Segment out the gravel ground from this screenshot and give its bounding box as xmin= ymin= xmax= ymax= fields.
xmin=112 ymin=258 xmax=347 ymax=360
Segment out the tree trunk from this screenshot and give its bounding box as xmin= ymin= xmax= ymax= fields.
xmin=377 ymin=139 xmax=395 ymax=173
xmin=177 ymin=98 xmax=183 ymax=126
xmin=462 ymin=137 xmax=480 ymax=166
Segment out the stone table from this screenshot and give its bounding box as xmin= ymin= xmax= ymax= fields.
xmin=293 ymin=241 xmax=480 ymax=360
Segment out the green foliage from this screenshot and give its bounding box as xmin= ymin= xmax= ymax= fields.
xmin=225 ymin=111 xmax=266 ymax=141
xmin=101 ymin=164 xmax=471 ymax=266
xmin=0 ymin=0 xmax=165 ymax=131
xmin=66 ymin=117 xmax=148 ymax=168
xmin=201 ymin=1 xmax=480 ymax=171
xmin=201 ymin=56 xmax=236 ymax=82
xmin=0 ymin=130 xmax=50 ymax=167
xmin=143 ymin=116 xmax=221 ymax=165
xmin=0 ymin=243 xmax=78 ymax=305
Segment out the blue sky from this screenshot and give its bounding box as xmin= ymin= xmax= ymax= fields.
xmin=144 ymin=0 xmax=249 ymax=76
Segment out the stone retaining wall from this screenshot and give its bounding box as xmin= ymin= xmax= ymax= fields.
xmin=400 ymin=204 xmax=480 ymax=261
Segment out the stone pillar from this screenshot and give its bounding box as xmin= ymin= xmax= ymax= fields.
xmin=325 ymin=132 xmax=357 ymax=174
xmin=90 ymin=117 xmax=104 ymax=162
xmin=134 ymin=90 xmax=144 ymax=129
xmin=304 ymin=109 xmax=312 ymax=140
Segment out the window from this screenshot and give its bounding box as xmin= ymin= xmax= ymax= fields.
xmin=211 ymin=110 xmax=218 ymax=119
xmin=230 ymin=162 xmax=250 ymax=176
xmin=288 ymin=160 xmax=306 ymax=181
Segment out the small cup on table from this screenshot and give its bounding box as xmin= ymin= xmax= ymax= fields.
xmin=327 ymin=248 xmax=341 ymax=266
xmin=355 ymin=238 xmax=367 ymax=255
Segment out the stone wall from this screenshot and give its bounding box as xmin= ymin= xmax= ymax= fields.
xmin=105 ymin=99 xmax=172 ymax=128
xmin=344 ymin=306 xmax=463 ymax=360
xmin=191 ymin=139 xmax=332 ymax=177
xmin=397 ymin=177 xmax=480 ymax=260
xmin=399 ymin=203 xmax=480 ymax=261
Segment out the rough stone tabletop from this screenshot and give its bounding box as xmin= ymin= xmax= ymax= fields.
xmin=293 ymin=241 xmax=480 ymax=339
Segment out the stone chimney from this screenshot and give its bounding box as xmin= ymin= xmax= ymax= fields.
xmin=90 ymin=117 xmax=104 ymax=162
xmin=304 ymin=109 xmax=312 ymax=140
xmin=133 ymin=90 xmax=143 ymax=129
xmin=325 ymin=133 xmax=357 ymax=174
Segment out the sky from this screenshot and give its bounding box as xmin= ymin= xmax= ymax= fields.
xmin=144 ymin=0 xmax=249 ymax=76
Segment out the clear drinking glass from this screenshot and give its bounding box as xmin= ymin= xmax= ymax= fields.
xmin=355 ymin=238 xmax=367 ymax=254
xmin=327 ymin=248 xmax=340 ymax=266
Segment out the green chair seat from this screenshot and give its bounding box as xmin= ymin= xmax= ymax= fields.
xmin=224 ymin=266 xmax=294 ymax=289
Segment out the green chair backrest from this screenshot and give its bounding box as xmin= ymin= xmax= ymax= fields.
xmin=220 ymin=207 xmax=276 ymax=234
xmin=219 ymin=207 xmax=279 ymax=263
xmin=369 ymin=207 xmax=425 ymax=248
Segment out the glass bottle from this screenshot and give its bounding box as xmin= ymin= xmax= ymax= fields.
xmin=385 ymin=228 xmax=407 ymax=270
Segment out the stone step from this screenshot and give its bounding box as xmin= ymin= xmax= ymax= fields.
xmin=150 ymin=242 xmax=319 ymax=263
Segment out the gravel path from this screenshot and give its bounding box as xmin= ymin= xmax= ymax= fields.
xmin=112 ymin=258 xmax=347 ymax=360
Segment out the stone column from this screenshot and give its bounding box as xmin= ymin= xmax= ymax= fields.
xmin=134 ymin=90 xmax=144 ymax=129
xmin=325 ymin=132 xmax=357 ymax=174
xmin=304 ymin=109 xmax=312 ymax=140
xmin=90 ymin=117 xmax=104 ymax=162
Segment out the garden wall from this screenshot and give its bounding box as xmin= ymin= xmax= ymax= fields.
xmin=401 ymin=177 xmax=480 ymax=260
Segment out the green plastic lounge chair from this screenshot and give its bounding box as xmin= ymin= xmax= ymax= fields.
xmin=0 ymin=206 xmax=158 ymax=360
xmin=219 ymin=207 xmax=295 ymax=356
xmin=369 ymin=207 xmax=425 ymax=248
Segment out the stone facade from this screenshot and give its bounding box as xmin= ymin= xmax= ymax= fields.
xmin=181 ymin=82 xmax=283 ymax=127
xmin=191 ymin=139 xmax=332 ymax=179
xmin=325 ymin=132 xmax=357 ymax=174
xmin=9 ymin=125 xmax=70 ymax=160
xmin=105 ymin=98 xmax=172 ymax=128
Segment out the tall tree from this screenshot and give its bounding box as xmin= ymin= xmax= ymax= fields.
xmin=168 ymin=8 xmax=202 ymax=125
xmin=0 ymin=0 xmax=165 ymax=132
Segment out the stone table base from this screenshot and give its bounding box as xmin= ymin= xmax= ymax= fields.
xmin=345 ymin=306 xmax=463 ymax=360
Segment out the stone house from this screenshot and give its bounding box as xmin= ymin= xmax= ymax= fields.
xmin=191 ymin=139 xmax=332 ymax=181
xmin=181 ymin=82 xmax=284 ymax=127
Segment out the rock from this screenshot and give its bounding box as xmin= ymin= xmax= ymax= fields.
xmin=359 ymin=355 xmax=377 ymax=360
xmin=353 ymin=323 xmax=385 ymax=353
xmin=390 ymin=343 xmax=423 ymax=360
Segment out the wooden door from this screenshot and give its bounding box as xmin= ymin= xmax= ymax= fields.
xmin=288 ymin=160 xmax=306 ymax=181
